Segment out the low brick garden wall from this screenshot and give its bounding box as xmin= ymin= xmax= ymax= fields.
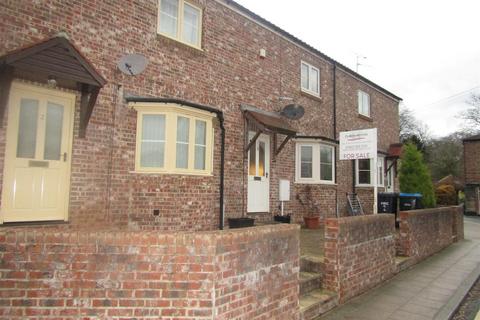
xmin=397 ymin=206 xmax=463 ymax=262
xmin=0 ymin=224 xmax=299 ymax=319
xmin=323 ymin=214 xmax=396 ymax=303
xmin=452 ymin=205 xmax=465 ymax=242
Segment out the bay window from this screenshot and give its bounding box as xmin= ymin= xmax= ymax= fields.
xmin=296 ymin=142 xmax=335 ymax=184
xmin=134 ymin=104 xmax=214 ymax=175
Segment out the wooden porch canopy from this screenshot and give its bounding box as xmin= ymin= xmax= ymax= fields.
xmin=242 ymin=106 xmax=297 ymax=158
xmin=386 ymin=143 xmax=403 ymax=173
xmin=0 ymin=34 xmax=107 ymax=137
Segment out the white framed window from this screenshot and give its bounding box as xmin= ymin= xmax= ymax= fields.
xmin=301 ymin=61 xmax=320 ymax=96
xmin=140 ymin=114 xmax=166 ymax=168
xmin=134 ymin=103 xmax=214 ymax=175
xmin=377 ymin=156 xmax=385 ymax=186
xmin=386 ymin=159 xmax=395 ymax=191
xmin=356 ymin=159 xmax=372 ymax=186
xmin=158 ymin=0 xmax=202 ymax=48
xmin=355 ymin=156 xmax=385 ymax=186
xmin=296 ymin=142 xmax=335 ymax=184
xmin=299 ymin=145 xmax=314 ymax=179
xmin=358 ymin=90 xmax=370 ymax=117
xmin=320 ymin=145 xmax=334 ymax=182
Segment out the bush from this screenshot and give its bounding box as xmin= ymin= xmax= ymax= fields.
xmin=399 ymin=143 xmax=436 ymax=208
xmin=435 ymin=184 xmax=457 ymax=206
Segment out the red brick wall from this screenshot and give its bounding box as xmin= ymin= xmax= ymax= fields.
xmin=0 ymin=0 xmax=400 ymax=230
xmin=397 ymin=207 xmax=458 ymax=262
xmin=290 ymin=184 xmax=337 ymax=224
xmin=323 ymin=214 xmax=396 ymax=303
xmin=0 ymin=224 xmax=299 ymax=319
xmin=213 ymin=224 xmax=300 ymax=319
xmin=464 ymin=140 xmax=480 ymax=184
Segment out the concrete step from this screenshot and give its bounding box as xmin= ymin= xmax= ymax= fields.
xmin=395 ymin=255 xmax=412 ymax=273
xmin=300 ymin=289 xmax=338 ymax=320
xmin=300 ymin=255 xmax=325 ymax=274
xmin=300 ymin=271 xmax=322 ymax=295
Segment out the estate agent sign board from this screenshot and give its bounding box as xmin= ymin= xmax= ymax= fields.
xmin=339 ymin=128 xmax=377 ymax=160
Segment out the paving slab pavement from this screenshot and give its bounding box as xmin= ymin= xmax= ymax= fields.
xmin=318 ymin=216 xmax=480 ymax=320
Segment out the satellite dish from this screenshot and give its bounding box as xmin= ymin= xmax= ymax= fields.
xmin=117 ymin=54 xmax=148 ymax=76
xmin=281 ymin=104 xmax=305 ymax=120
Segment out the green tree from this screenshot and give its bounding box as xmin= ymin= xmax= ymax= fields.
xmin=399 ymin=143 xmax=436 ymax=208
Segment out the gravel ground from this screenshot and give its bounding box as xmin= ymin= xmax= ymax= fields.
xmin=452 ymin=276 xmax=480 ymax=320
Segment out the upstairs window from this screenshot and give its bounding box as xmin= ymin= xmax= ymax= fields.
xmin=158 ymin=0 xmax=202 ymax=48
xmin=134 ymin=104 xmax=214 ymax=175
xmin=358 ymin=90 xmax=370 ymax=117
xmin=301 ymin=61 xmax=320 ymax=96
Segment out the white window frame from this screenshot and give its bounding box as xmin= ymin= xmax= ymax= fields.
xmin=386 ymin=159 xmax=395 ymax=191
xmin=358 ymin=90 xmax=370 ymax=117
xmin=157 ymin=0 xmax=203 ymax=49
xmin=301 ymin=61 xmax=320 ymax=96
xmin=295 ymin=141 xmax=335 ymax=184
xmin=319 ymin=144 xmax=335 ymax=183
xmin=133 ymin=103 xmax=214 ymax=175
xmin=356 ymin=158 xmax=373 ymax=187
xmin=298 ymin=143 xmax=316 ymax=182
xmin=355 ymin=155 xmax=385 ymax=187
xmin=377 ymin=156 xmax=385 ymax=187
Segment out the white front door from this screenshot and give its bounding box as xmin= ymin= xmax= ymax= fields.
xmin=386 ymin=160 xmax=395 ymax=192
xmin=1 ymin=82 xmax=75 ymax=223
xmin=247 ymin=133 xmax=270 ymax=213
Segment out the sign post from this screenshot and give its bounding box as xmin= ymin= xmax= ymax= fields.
xmin=339 ymin=128 xmax=378 ymax=214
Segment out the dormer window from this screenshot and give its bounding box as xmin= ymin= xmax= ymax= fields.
xmin=158 ymin=0 xmax=202 ymax=48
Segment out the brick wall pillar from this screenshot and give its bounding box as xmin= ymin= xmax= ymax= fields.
xmin=323 ymin=215 xmax=396 ymax=303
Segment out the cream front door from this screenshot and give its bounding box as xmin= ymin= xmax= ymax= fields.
xmin=1 ymin=82 xmax=75 ymax=223
xmin=247 ymin=133 xmax=270 ymax=213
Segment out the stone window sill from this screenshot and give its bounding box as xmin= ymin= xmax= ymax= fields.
xmin=358 ymin=114 xmax=373 ymax=122
xmin=300 ymin=90 xmax=322 ymax=102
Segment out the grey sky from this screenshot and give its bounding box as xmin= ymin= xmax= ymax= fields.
xmin=234 ymin=0 xmax=480 ymax=137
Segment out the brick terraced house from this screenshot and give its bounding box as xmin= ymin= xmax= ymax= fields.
xmin=463 ymin=134 xmax=480 ymax=215
xmin=0 ymin=0 xmax=401 ymax=230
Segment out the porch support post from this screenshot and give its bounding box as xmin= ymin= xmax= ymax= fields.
xmin=0 ymin=65 xmax=14 ymax=127
xmin=245 ymin=130 xmax=262 ymax=156
xmin=275 ymin=135 xmax=292 ymax=157
xmin=386 ymin=158 xmax=397 ymax=174
xmin=79 ymin=84 xmax=100 ymax=138
xmin=272 ymin=133 xmax=277 ymax=160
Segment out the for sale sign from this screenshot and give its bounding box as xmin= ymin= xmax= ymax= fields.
xmin=339 ymin=128 xmax=377 ymax=160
